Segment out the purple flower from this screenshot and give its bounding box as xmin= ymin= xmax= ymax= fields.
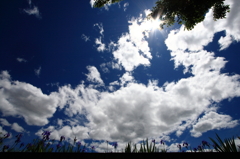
xmin=113 ymin=142 xmax=118 ymax=149
xmin=82 ymin=148 xmax=87 ymax=152
xmin=15 ymin=137 xmax=21 ymax=143
xmin=202 ymin=140 xmax=209 ymax=147
xmin=27 ymin=143 xmax=32 ymax=149
xmin=152 ymin=139 xmax=155 ymax=143
xmin=183 ymin=142 xmax=188 ymax=148
xmin=56 ymin=144 xmax=61 ymax=149
xmin=60 ymin=136 xmax=65 ymax=142
xmin=77 ymin=141 xmax=81 ymax=147
xmin=16 ymin=133 xmax=23 ymax=139
xmin=91 ymin=146 xmax=95 ymax=149
xmin=193 ymin=148 xmax=197 ymax=152
xmin=177 ymin=144 xmax=181 ymax=150
xmin=4 ymin=132 xmax=10 ymax=139
xmin=198 ymin=145 xmax=202 ymax=150
xmin=2 ymin=145 xmax=9 ymax=152
xmin=74 ymin=137 xmax=77 ymax=143
xmin=160 ymin=140 xmax=165 ymax=145
xmin=42 ymin=131 xmax=51 ymax=140
xmin=20 ymin=143 xmax=24 ymax=148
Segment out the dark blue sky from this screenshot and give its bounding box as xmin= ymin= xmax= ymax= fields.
xmin=0 ymin=0 xmax=240 ymax=152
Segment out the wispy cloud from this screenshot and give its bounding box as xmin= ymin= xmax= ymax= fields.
xmin=123 ymin=2 xmax=129 ymax=11
xmin=34 ymin=66 xmax=41 ymax=77
xmin=94 ymin=23 xmax=104 ymax=36
xmin=81 ymin=34 xmax=90 ymax=42
xmin=23 ymin=0 xmax=41 ymax=19
xmin=16 ymin=58 xmax=27 ymax=63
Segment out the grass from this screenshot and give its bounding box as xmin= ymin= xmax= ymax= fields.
xmin=0 ymin=131 xmax=239 ymax=153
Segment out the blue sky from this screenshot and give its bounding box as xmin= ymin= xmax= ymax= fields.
xmin=0 ymin=0 xmax=240 ymax=152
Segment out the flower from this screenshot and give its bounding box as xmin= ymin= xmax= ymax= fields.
xmin=20 ymin=143 xmax=24 ymax=148
xmin=177 ymin=144 xmax=181 ymax=150
xmin=4 ymin=133 xmax=10 ymax=139
xmin=202 ymin=140 xmax=209 ymax=147
xmin=113 ymin=142 xmax=118 ymax=149
xmin=91 ymin=146 xmax=95 ymax=149
xmin=42 ymin=131 xmax=51 ymax=140
xmin=193 ymin=148 xmax=197 ymax=152
xmin=160 ymin=140 xmax=164 ymax=145
xmin=60 ymin=136 xmax=65 ymax=142
xmin=56 ymin=144 xmax=61 ymax=149
xmin=15 ymin=137 xmax=21 ymax=143
xmin=198 ymin=145 xmax=203 ymax=151
xmin=152 ymin=139 xmax=155 ymax=143
xmin=2 ymin=145 xmax=9 ymax=152
xmin=16 ymin=133 xmax=23 ymax=139
xmin=183 ymin=142 xmax=188 ymax=148
xmin=77 ymin=141 xmax=81 ymax=147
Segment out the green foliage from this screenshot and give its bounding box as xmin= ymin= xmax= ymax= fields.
xmin=93 ymin=0 xmax=123 ymax=8
xmin=93 ymin=0 xmax=230 ymax=31
xmin=125 ymin=139 xmax=159 ymax=153
xmin=149 ymin=0 xmax=230 ymax=30
xmin=209 ymin=133 xmax=239 ymax=152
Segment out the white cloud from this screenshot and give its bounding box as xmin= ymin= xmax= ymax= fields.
xmin=23 ymin=0 xmax=41 ymax=19
xmin=0 ymin=71 xmax=58 ymax=126
xmin=81 ymin=34 xmax=90 ymax=42
xmin=36 ymin=125 xmax=90 ymax=143
xmin=0 ymin=118 xmax=11 ymax=126
xmin=123 ymin=3 xmax=129 ymax=11
xmin=11 ymin=123 xmax=25 ymax=133
xmin=94 ymin=23 xmax=104 ymax=36
xmin=190 ymin=111 xmax=238 ymax=137
xmin=112 ymin=33 xmax=151 ymax=71
xmin=119 ymin=72 xmax=134 ymax=86
xmin=90 ymin=0 xmax=95 ymax=8
xmin=165 ymin=0 xmax=240 ymax=52
xmin=110 ymin=13 xmax=155 ymax=72
xmin=219 ymin=34 xmax=233 ymax=51
xmin=16 ymin=58 xmax=27 ymax=63
xmin=95 ymin=37 xmax=106 ymax=52
xmin=100 ymin=63 xmax=110 ymax=73
xmin=86 ymin=66 xmax=104 ymax=86
xmin=34 ymin=67 xmax=41 ymax=76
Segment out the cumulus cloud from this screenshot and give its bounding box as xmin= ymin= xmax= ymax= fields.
xmin=110 ymin=13 xmax=154 ymax=71
xmin=16 ymin=58 xmax=27 ymax=63
xmin=23 ymin=0 xmax=41 ymax=19
xmin=0 ymin=71 xmax=58 ymax=126
xmin=95 ymin=37 xmax=106 ymax=52
xmin=112 ymin=33 xmax=151 ymax=71
xmin=0 ymin=118 xmax=25 ymax=132
xmin=86 ymin=66 xmax=104 ymax=86
xmin=11 ymin=123 xmax=25 ymax=133
xmin=165 ymin=0 xmax=240 ymax=52
xmin=218 ymin=34 xmax=233 ymax=51
xmin=0 ymin=118 xmax=11 ymax=126
xmin=191 ymin=111 xmax=238 ymax=137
